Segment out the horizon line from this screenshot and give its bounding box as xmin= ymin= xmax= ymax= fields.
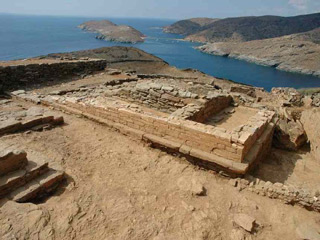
xmin=0 ymin=11 xmax=319 ymax=21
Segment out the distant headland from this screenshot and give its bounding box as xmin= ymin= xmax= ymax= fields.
xmin=79 ymin=20 xmax=145 ymax=44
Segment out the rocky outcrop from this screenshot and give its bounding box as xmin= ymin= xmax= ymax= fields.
xmin=311 ymin=92 xmax=320 ymax=107
xmin=79 ymin=20 xmax=145 ymax=43
xmin=301 ymin=108 xmax=320 ymax=158
xmin=273 ymin=119 xmax=307 ymax=151
xmin=271 ymin=88 xmax=304 ymax=107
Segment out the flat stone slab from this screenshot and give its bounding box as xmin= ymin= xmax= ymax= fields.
xmin=234 ymin=213 xmax=256 ymax=232
xmin=26 ymin=107 xmax=44 ymax=117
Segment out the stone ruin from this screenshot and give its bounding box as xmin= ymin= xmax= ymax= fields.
xmin=0 ymin=147 xmax=65 ymax=203
xmin=11 ymin=76 xmax=277 ymax=176
xmin=0 ymin=98 xmax=66 ymax=202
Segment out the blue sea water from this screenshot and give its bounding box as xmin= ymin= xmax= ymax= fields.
xmin=1 ymin=14 xmax=320 ymax=91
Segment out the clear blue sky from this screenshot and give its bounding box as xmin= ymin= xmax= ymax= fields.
xmin=1 ymin=0 xmax=320 ymax=19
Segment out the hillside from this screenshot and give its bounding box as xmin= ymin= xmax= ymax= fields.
xmin=79 ymin=20 xmax=145 ymax=43
xmin=165 ymin=13 xmax=320 ymax=43
xmin=163 ymin=18 xmax=219 ymax=35
xmin=197 ymin=28 xmax=320 ymax=77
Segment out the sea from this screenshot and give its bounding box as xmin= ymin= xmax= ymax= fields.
xmin=1 ymin=13 xmax=320 ymax=91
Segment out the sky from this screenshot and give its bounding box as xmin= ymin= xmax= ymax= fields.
xmin=1 ymin=0 xmax=320 ymax=19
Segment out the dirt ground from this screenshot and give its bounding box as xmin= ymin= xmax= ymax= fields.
xmin=1 ymin=99 xmax=320 ymax=240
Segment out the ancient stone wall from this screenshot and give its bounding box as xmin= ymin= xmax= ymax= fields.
xmin=64 ymin=100 xmax=245 ymax=161
xmin=62 ymin=98 xmax=273 ymax=163
xmin=231 ymin=176 xmax=320 ymax=212
xmin=110 ymin=82 xmax=199 ymax=113
xmin=0 ymin=60 xmax=107 ymax=92
xmin=189 ymin=95 xmax=233 ymax=123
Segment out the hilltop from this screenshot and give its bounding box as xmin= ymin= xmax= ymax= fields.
xmin=79 ymin=20 xmax=145 ymax=43
xmin=165 ymin=13 xmax=320 ymax=43
xmin=163 ymin=18 xmax=219 ymax=35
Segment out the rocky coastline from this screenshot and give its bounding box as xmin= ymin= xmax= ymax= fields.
xmin=196 ymin=34 xmax=320 ymax=78
xmin=164 ymin=13 xmax=320 ymax=78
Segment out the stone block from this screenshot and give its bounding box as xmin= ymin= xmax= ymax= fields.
xmin=161 ymin=86 xmax=174 ymax=92
xmin=22 ymin=117 xmax=44 ymax=130
xmin=143 ymin=134 xmax=182 ymax=151
xmin=161 ymin=93 xmax=181 ymax=103
xmin=213 ymin=149 xmax=241 ymax=162
xmin=179 ymin=145 xmax=192 ymax=155
xmin=0 ymin=120 xmax=22 ymax=135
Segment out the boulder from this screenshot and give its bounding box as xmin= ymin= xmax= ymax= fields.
xmin=273 ymin=119 xmax=307 ymax=151
xmin=301 ymin=108 xmax=320 ymax=158
xmin=311 ymin=92 xmax=320 ymax=107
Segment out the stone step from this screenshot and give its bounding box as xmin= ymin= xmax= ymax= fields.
xmin=142 ymin=133 xmax=250 ymax=175
xmin=0 ymin=120 xmax=22 ymax=136
xmin=0 ymin=157 xmax=49 ymax=197
xmin=9 ymin=169 xmax=64 ymax=203
xmin=0 ymin=115 xmax=64 ymax=137
xmin=0 ymin=150 xmax=28 ymax=176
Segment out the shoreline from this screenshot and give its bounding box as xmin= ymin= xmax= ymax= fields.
xmin=194 ymin=45 xmax=320 ymax=79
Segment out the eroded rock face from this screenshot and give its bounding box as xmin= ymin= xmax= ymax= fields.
xmin=273 ymin=119 xmax=307 ymax=151
xmin=271 ymin=88 xmax=304 ymax=107
xmin=301 ymin=108 xmax=320 ymax=158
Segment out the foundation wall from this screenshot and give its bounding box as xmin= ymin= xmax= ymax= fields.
xmin=113 ymin=83 xmax=199 ymax=113
xmin=189 ymin=95 xmax=233 ymax=123
xmin=66 ymin=101 xmax=246 ymax=162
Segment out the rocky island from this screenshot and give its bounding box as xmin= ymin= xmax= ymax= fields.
xmin=164 ymin=13 xmax=320 ymax=77
xmin=79 ymin=20 xmax=145 ymax=43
